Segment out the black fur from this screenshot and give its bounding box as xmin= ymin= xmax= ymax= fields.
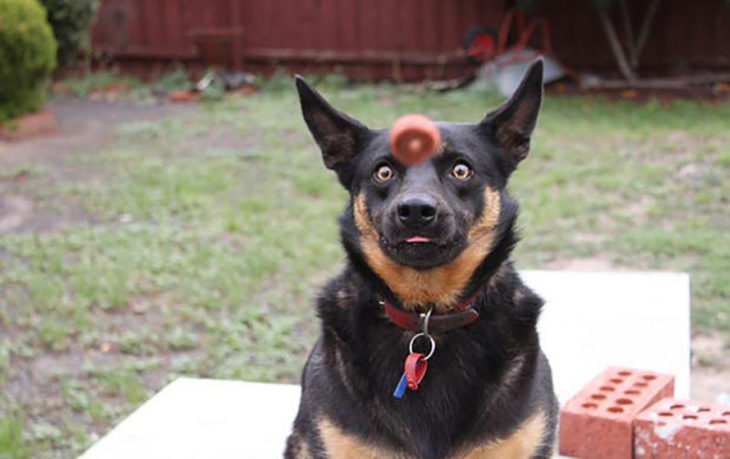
xmin=286 ymin=60 xmax=558 ymax=459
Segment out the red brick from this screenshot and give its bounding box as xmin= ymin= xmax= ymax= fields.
xmin=634 ymin=398 xmax=730 ymax=458
xmin=559 ymin=367 xmax=675 ymax=459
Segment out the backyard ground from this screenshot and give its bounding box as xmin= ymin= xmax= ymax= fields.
xmin=1 ymin=78 xmax=729 ymax=458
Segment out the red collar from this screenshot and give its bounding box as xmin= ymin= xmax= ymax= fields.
xmin=381 ymin=293 xmax=480 ymax=333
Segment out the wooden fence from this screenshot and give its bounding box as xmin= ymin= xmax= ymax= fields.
xmin=91 ymin=0 xmax=730 ymax=80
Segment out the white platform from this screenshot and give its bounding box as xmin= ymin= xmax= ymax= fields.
xmin=81 ymin=270 xmax=690 ymax=459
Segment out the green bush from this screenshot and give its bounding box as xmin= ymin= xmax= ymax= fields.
xmin=151 ymin=68 xmax=193 ymax=94
xmin=0 ymin=0 xmax=57 ymax=122
xmin=40 ymin=0 xmax=97 ymax=65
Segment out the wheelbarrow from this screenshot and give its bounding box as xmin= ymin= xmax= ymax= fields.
xmin=462 ymin=8 xmax=570 ymax=96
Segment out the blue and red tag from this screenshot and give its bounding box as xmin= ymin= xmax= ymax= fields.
xmin=393 ymin=352 xmax=429 ymax=399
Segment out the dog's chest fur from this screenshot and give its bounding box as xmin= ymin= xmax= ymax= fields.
xmin=289 ymin=262 xmax=551 ymax=459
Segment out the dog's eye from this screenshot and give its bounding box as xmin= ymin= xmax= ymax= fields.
xmin=373 ymin=164 xmax=394 ymax=183
xmin=451 ymin=162 xmax=473 ymax=180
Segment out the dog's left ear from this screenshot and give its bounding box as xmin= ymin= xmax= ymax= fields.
xmin=481 ymin=59 xmax=544 ymax=174
xmin=295 ymin=75 xmax=370 ymax=187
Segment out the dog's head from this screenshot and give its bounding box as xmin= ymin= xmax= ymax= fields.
xmin=296 ymin=60 xmax=543 ymax=308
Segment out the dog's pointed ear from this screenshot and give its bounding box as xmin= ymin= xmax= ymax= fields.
xmin=295 ymin=75 xmax=369 ymax=184
xmin=481 ymin=59 xmax=543 ymax=174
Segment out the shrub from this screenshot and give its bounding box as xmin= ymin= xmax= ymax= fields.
xmin=0 ymin=0 xmax=57 ymax=122
xmin=151 ymin=68 xmax=193 ymax=94
xmin=40 ymin=0 xmax=97 ymax=65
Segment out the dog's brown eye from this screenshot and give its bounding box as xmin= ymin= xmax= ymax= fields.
xmin=451 ymin=162 xmax=472 ymax=180
xmin=374 ymin=164 xmax=394 ymax=183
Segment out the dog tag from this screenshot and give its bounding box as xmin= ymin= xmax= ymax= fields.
xmin=404 ymin=352 xmax=428 ymax=390
xmin=393 ymin=352 xmax=429 ymax=399
xmin=393 ymin=372 xmax=408 ymax=399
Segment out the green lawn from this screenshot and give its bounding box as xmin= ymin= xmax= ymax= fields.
xmin=1 ymin=80 xmax=729 ymax=457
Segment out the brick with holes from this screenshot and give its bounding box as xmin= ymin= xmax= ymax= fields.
xmin=634 ymin=398 xmax=730 ymax=458
xmin=558 ymin=367 xmax=674 ymax=459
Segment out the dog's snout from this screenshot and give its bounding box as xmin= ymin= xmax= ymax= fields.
xmin=397 ymin=194 xmax=437 ymax=227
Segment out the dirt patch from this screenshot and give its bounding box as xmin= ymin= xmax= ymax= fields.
xmin=617 ymin=197 xmax=652 ymax=225
xmin=0 ymin=98 xmax=198 ymax=235
xmin=544 ymin=253 xmax=618 ymax=271
xmin=692 ymin=366 xmax=730 ymax=403
xmin=0 ymin=98 xmax=196 ymax=165
xmin=547 ymin=81 xmax=730 ymax=103
xmin=692 ymin=333 xmax=729 ymax=364
xmin=0 ymin=195 xmax=33 ymax=232
xmin=691 ymin=332 xmax=730 ymax=403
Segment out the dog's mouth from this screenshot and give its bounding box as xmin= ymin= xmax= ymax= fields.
xmin=379 ymin=232 xmax=465 ymax=269
xmin=405 ymin=236 xmax=431 ymax=243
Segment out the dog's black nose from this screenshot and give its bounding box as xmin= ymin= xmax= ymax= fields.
xmin=397 ymin=194 xmax=437 ymax=227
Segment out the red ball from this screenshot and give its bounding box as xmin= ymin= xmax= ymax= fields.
xmin=390 ymin=114 xmax=441 ymax=166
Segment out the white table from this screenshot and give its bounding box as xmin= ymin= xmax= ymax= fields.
xmin=82 ymin=270 xmax=690 ymax=459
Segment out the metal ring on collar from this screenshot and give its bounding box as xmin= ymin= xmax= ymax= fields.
xmin=408 ymin=332 xmax=436 ymax=360
xmin=420 ymin=307 xmax=433 ymax=335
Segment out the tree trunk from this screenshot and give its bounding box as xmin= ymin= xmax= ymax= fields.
xmin=618 ymin=0 xmax=636 ymax=68
xmin=631 ymin=0 xmax=664 ymax=70
xmin=597 ymin=9 xmax=638 ymax=82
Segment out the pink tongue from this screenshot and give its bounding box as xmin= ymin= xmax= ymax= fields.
xmin=406 ymin=236 xmax=431 ymax=243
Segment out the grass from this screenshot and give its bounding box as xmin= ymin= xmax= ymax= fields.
xmin=0 ymin=77 xmax=729 ymax=457
xmin=0 ymin=415 xmax=29 ymax=459
xmin=54 ymin=71 xmax=147 ymax=99
xmin=53 ymin=68 xmax=195 ymax=101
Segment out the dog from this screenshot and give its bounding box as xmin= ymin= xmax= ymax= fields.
xmin=285 ymin=59 xmax=557 ymax=459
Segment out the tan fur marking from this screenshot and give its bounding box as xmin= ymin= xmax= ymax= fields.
xmin=353 ymin=188 xmax=501 ymax=309
xmin=513 ymin=286 xmax=527 ymax=304
xmin=318 ymin=417 xmax=410 ymax=459
xmin=336 ymin=287 xmax=350 ymax=308
xmin=453 ymin=412 xmax=547 ymax=459
xmin=287 ymin=432 xmax=314 ymax=459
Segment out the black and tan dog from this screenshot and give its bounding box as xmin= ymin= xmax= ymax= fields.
xmin=285 ymin=60 xmax=557 ymax=459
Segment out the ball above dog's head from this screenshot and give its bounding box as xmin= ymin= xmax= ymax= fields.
xmin=389 ymin=114 xmax=441 ymax=167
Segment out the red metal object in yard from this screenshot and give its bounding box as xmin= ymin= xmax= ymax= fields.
xmin=462 ymin=7 xmax=571 ymax=96
xmin=462 ymin=8 xmax=560 ymax=70
xmin=463 ymin=26 xmax=497 ymax=64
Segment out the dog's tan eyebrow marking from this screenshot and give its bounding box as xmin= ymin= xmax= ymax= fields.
xmin=353 ymin=188 xmax=501 ymax=310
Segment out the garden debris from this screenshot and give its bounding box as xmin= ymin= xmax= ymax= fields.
xmin=473 ymin=48 xmax=566 ymax=96
xmin=168 ymin=91 xmax=199 ymax=103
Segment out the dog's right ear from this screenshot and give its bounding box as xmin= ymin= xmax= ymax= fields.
xmin=480 ymin=59 xmax=543 ymax=176
xmin=295 ymin=76 xmax=369 ymax=185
